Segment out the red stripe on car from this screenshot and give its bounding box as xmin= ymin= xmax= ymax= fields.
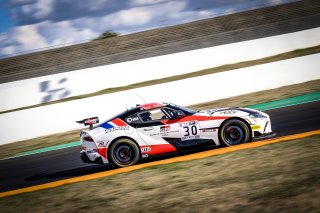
xmin=162 ymin=115 xmax=229 ymax=124
xmin=140 ymin=103 xmax=164 ymax=110
xmin=98 ymin=147 xmax=107 ymax=159
xmin=112 ymin=118 xmax=127 ymax=126
xmin=141 ymin=144 xmax=177 ymax=155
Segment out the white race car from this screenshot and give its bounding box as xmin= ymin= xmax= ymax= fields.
xmin=77 ymin=102 xmax=274 ymax=167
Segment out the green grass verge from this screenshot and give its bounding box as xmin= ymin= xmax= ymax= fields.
xmin=0 ymin=79 xmax=319 ymax=160
xmin=1 ymin=135 xmax=319 ymax=212
xmin=189 ymin=79 xmax=320 ymax=110
xmin=1 ymin=45 xmax=320 ymax=114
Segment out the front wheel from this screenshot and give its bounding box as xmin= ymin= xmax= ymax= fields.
xmin=109 ymin=138 xmax=140 ymax=167
xmin=219 ymin=119 xmax=251 ymax=146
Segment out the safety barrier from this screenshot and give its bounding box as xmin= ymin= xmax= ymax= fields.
xmin=0 ymin=53 xmax=319 ymax=144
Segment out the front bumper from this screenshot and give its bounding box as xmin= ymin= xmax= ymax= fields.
xmin=252 ymin=132 xmax=276 ymax=141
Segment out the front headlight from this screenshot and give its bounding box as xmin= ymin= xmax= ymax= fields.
xmin=249 ymin=112 xmax=267 ymax=119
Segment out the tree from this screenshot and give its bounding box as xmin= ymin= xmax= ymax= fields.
xmin=94 ymin=30 xmax=119 ymax=40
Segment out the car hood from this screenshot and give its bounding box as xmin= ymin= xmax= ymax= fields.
xmin=198 ymin=107 xmax=263 ymax=116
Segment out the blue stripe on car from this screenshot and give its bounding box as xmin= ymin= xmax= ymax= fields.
xmin=100 ymin=122 xmax=113 ymax=129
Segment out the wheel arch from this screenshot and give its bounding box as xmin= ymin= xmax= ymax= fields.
xmin=219 ymin=117 xmax=252 ymax=142
xmin=107 ymin=136 xmax=141 ymax=160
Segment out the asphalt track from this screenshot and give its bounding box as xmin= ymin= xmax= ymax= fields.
xmin=0 ymin=101 xmax=319 ymax=193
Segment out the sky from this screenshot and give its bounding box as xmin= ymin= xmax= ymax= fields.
xmin=0 ymin=0 xmax=298 ymax=58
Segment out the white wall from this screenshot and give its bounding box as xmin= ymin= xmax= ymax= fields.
xmin=1 ymin=27 xmax=320 ymax=111
xmin=0 ymin=53 xmax=319 ymax=145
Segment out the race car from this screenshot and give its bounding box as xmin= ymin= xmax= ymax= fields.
xmin=77 ymin=102 xmax=274 ymax=167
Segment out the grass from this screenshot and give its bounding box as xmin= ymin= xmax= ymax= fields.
xmin=1 ymin=45 xmax=320 ymax=114
xmin=189 ymin=79 xmax=320 ymax=110
xmin=0 ymin=130 xmax=81 ymax=159
xmin=0 ymin=135 xmax=319 ymax=212
xmin=0 ymin=79 xmax=319 ymax=160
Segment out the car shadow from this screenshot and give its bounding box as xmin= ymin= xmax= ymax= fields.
xmin=23 ymin=137 xmax=274 ymax=183
xmin=24 ymin=164 xmax=116 ymax=181
xmin=24 ymin=144 xmax=231 ymax=183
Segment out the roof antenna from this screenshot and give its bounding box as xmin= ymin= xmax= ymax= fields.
xmin=136 ymin=93 xmax=146 ymax=104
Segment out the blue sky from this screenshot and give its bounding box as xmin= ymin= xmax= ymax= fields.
xmin=0 ymin=0 xmax=15 ymax=32
xmin=0 ymin=0 xmax=298 ymax=58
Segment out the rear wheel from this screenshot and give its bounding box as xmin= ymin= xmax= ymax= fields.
xmin=109 ymin=138 xmax=140 ymax=167
xmin=219 ymin=119 xmax=251 ymax=146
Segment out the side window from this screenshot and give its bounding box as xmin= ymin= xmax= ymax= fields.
xmin=163 ymin=107 xmax=185 ymax=119
xmin=138 ymin=109 xmax=167 ymax=122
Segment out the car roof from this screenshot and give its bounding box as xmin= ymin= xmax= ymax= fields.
xmin=113 ymin=103 xmax=166 ymax=121
xmin=138 ymin=102 xmax=166 ymax=110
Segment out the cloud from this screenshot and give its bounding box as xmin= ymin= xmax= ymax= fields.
xmin=9 ymin=0 xmax=32 ymax=5
xmin=1 ymin=0 xmax=189 ymax=57
xmin=130 ymin=0 xmax=171 ymax=6
xmin=105 ymin=7 xmax=153 ymax=27
xmin=0 ymin=20 xmax=98 ymax=57
xmin=0 ymin=23 xmax=48 ymax=56
xmin=82 ymin=0 xmax=109 ymax=11
xmin=38 ymin=20 xmax=98 ymax=45
xmin=72 ymin=1 xmax=187 ymax=33
xmin=1 ymin=0 xmax=299 ymax=58
xmin=21 ymin=0 xmax=54 ymax=19
xmin=8 ymin=0 xmax=298 ymax=26
xmin=111 ymin=1 xmax=186 ymax=26
xmin=9 ymin=0 xmax=130 ymax=25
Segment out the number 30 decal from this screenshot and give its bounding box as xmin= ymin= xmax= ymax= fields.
xmin=183 ymin=125 xmax=198 ymax=136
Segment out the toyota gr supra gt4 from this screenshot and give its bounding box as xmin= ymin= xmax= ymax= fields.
xmin=77 ymin=102 xmax=274 ymax=167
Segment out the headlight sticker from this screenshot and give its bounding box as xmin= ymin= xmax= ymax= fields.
xmin=251 ymin=125 xmax=261 ymax=130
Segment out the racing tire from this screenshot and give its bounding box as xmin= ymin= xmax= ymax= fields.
xmin=219 ymin=119 xmax=251 ymax=147
xmin=109 ymin=138 xmax=140 ymax=167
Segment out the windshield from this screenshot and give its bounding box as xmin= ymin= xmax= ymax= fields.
xmin=168 ymin=103 xmax=196 ymax=115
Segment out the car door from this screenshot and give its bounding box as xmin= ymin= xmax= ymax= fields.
xmin=161 ymin=107 xmax=209 ymax=149
xmin=163 ymin=107 xmax=215 ymax=148
xmin=135 ymin=107 xmax=212 ymax=150
xmin=135 ymin=108 xmax=177 ymax=145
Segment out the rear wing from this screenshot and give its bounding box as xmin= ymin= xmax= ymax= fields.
xmin=76 ymin=117 xmax=99 ymax=130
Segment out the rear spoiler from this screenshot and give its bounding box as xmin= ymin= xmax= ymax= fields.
xmin=76 ymin=117 xmax=99 ymax=130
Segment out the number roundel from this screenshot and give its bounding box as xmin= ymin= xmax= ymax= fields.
xmin=184 ymin=125 xmax=197 ymax=136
